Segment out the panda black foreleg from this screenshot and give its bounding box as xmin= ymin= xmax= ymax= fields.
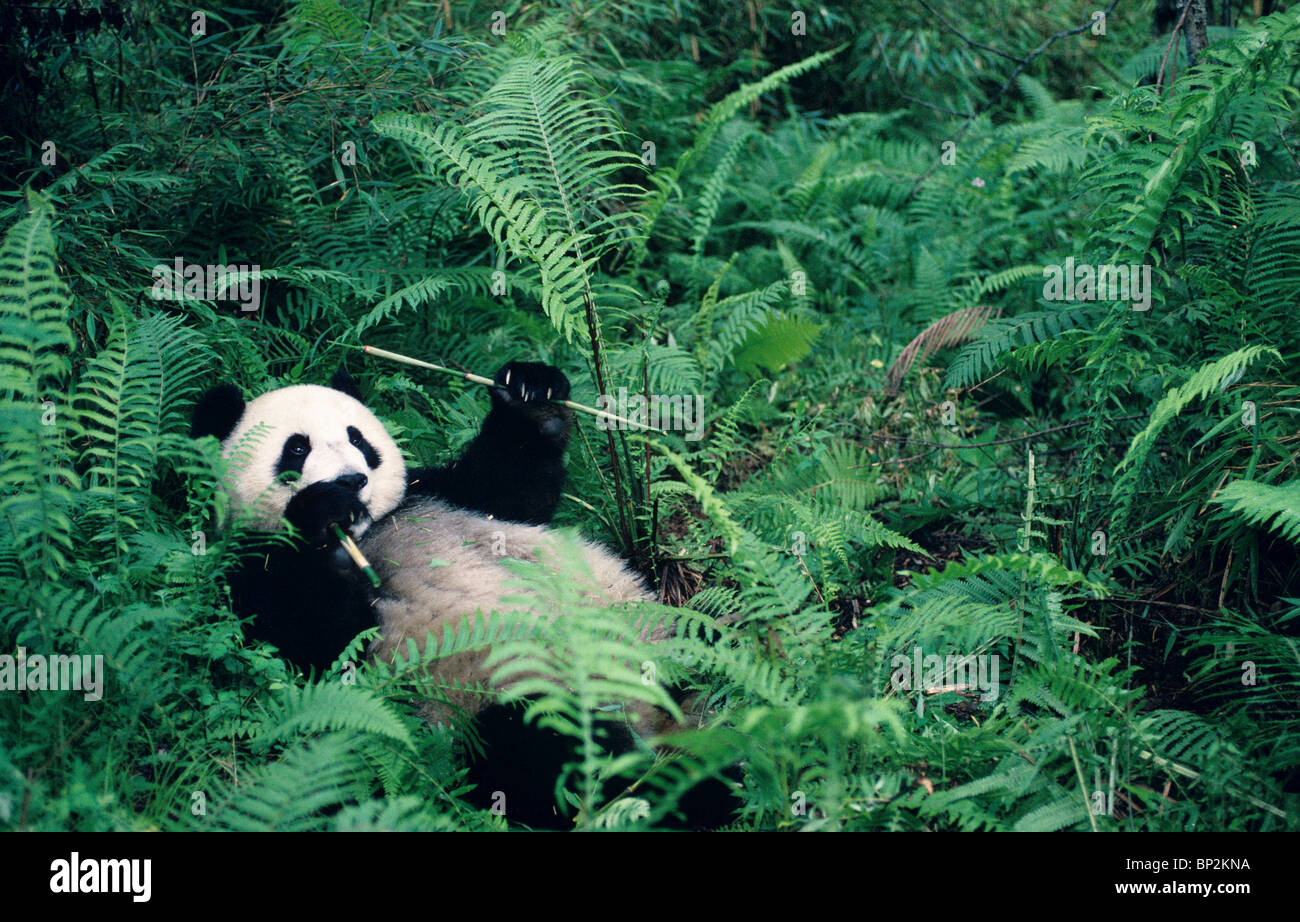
xmin=464 ymin=699 xmax=741 ymax=830
xmin=228 ymin=545 xmax=376 ymax=674
xmin=463 ymin=701 xmax=641 ymax=830
xmin=228 ymin=480 xmax=377 ymax=674
xmin=407 ymin=361 xmax=573 ymax=525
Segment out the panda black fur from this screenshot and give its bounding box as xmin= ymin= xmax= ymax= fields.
xmin=192 ymin=363 xmax=717 ymax=827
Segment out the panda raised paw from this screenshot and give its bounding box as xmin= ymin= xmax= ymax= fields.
xmin=491 ymin=361 xmax=569 ymax=405
xmin=490 ymin=361 xmax=572 ymax=439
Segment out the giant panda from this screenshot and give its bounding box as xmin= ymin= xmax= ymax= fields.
xmin=191 ymin=361 xmax=726 ymax=827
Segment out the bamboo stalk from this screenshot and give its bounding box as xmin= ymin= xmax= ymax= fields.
xmin=361 ymin=344 xmax=665 ymax=434
xmin=332 ymin=524 xmax=381 ymax=588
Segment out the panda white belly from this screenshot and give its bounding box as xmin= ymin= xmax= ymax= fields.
xmin=359 ymin=497 xmax=653 ymax=722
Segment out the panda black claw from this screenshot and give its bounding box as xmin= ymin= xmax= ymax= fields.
xmin=491 ymin=362 xmax=572 ymax=423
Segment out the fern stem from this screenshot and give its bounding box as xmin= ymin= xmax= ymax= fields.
xmin=1067 ymin=736 xmax=1099 ymax=832
xmin=582 ymin=289 xmax=635 ymax=549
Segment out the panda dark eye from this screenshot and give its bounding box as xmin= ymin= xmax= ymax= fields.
xmin=347 ymin=426 xmax=381 ymax=470
xmin=275 ymin=434 xmax=312 ymax=479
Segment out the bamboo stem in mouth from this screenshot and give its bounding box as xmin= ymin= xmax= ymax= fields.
xmin=332 ymin=524 xmax=381 ymax=588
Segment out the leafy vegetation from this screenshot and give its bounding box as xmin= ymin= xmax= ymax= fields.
xmin=1 ymin=0 xmax=1297 ymax=831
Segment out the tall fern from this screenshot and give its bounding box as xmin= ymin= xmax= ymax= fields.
xmin=0 ymin=205 xmax=77 ymax=582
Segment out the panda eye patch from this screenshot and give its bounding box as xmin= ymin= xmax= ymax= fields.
xmin=347 ymin=426 xmax=381 ymax=470
xmin=274 ymin=434 xmax=312 ymax=478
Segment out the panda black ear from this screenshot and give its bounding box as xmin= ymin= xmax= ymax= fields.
xmin=330 ymin=367 xmax=363 ymax=401
xmin=191 ymin=383 xmax=245 ymax=441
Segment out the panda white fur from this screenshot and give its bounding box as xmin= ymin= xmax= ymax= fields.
xmin=191 ymin=363 xmax=711 ymax=826
xmin=362 ymin=496 xmax=656 ymax=724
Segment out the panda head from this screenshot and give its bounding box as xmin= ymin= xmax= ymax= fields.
xmin=192 ymin=370 xmax=406 ymax=535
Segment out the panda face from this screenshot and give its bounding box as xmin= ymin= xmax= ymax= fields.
xmin=221 ymin=384 xmax=407 ymax=535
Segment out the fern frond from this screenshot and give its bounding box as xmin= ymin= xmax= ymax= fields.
xmin=636 ymin=46 xmax=843 ymax=247
xmin=374 ymin=113 xmax=596 ymax=342
xmin=202 ymin=735 xmax=372 ymax=831
xmin=944 ymin=305 xmax=1095 ymax=389
xmin=0 ymin=208 xmax=77 ymax=580
xmin=887 ymin=304 xmax=1000 ymax=389
xmin=74 ymin=313 xmax=209 ymax=560
xmin=1116 ymin=345 xmax=1278 ymax=480
xmin=252 ymin=681 xmax=416 ymax=752
xmin=688 ymin=125 xmax=752 ymax=286
xmin=1212 ymin=479 xmax=1300 ymax=543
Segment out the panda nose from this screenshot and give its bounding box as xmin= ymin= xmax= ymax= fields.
xmin=336 ymin=473 xmax=368 ymax=492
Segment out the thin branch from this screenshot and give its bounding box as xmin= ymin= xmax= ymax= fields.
xmin=907 ymin=0 xmax=1122 ymax=197
xmin=872 ymin=33 xmax=971 ymax=118
xmin=974 ymin=0 xmax=1121 ymax=122
xmin=915 ymin=0 xmax=1023 ymax=64
xmin=1156 ymin=0 xmax=1194 ymax=92
xmin=870 ymin=413 xmax=1146 ymax=452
